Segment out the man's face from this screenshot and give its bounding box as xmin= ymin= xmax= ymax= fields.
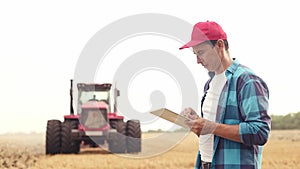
xmin=192 ymin=42 xmax=222 ymax=73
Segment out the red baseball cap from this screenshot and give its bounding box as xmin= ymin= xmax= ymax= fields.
xmin=179 ymin=21 xmax=227 ymax=50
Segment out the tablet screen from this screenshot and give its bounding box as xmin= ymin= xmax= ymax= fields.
xmin=150 ymin=108 xmax=191 ymax=128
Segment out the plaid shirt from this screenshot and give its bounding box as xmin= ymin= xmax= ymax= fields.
xmin=196 ymin=59 xmax=271 ymax=169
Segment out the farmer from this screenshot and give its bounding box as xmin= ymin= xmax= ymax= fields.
xmin=180 ymin=21 xmax=271 ymax=169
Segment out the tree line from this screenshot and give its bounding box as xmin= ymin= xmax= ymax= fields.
xmin=271 ymin=111 xmax=300 ymax=129
xmin=147 ymin=111 xmax=300 ymax=132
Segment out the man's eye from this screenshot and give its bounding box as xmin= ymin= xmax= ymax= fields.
xmin=193 ymin=49 xmax=204 ymax=55
xmin=197 ymin=51 xmax=203 ymax=55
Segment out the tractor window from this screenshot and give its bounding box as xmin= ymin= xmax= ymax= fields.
xmin=79 ymin=91 xmax=109 ymax=104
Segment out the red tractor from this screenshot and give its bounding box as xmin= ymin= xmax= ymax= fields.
xmin=46 ymin=80 xmax=141 ymax=154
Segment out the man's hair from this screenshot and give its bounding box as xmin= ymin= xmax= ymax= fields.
xmin=206 ymin=40 xmax=229 ymax=50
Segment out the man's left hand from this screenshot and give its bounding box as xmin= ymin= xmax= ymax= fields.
xmin=186 ymin=119 xmax=219 ymax=136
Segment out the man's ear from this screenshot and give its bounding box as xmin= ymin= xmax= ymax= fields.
xmin=217 ymin=39 xmax=224 ymax=48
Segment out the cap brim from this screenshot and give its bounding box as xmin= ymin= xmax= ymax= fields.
xmin=179 ymin=40 xmax=204 ymax=50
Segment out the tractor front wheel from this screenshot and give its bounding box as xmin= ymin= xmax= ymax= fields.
xmin=61 ymin=120 xmax=80 ymax=154
xmin=46 ymin=120 xmax=62 ymax=154
xmin=126 ymin=120 xmax=141 ymax=153
xmin=108 ymin=121 xmax=126 ymax=153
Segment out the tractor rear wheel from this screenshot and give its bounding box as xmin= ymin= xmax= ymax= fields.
xmin=108 ymin=121 xmax=126 ymax=153
xmin=61 ymin=120 xmax=80 ymax=154
xmin=46 ymin=120 xmax=62 ymax=154
xmin=126 ymin=120 xmax=141 ymax=153
xmin=109 ymin=119 xmax=124 ymax=129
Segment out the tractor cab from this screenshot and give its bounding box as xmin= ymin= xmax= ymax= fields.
xmin=77 ymin=83 xmax=112 ymax=114
xmin=77 ymin=83 xmax=111 ymax=130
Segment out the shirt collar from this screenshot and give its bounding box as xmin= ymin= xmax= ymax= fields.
xmin=207 ymin=58 xmax=239 ymax=78
xmin=225 ymin=58 xmax=239 ymax=77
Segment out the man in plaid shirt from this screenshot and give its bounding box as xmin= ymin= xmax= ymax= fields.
xmin=180 ymin=21 xmax=271 ymax=169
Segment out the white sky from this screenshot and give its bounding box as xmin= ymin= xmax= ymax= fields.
xmin=1 ymin=0 xmax=300 ymax=134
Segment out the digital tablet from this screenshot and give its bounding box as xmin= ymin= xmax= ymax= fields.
xmin=150 ymin=108 xmax=192 ymax=128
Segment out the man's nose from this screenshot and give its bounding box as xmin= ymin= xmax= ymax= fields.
xmin=197 ymin=56 xmax=203 ymax=64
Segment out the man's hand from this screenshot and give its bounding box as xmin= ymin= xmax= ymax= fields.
xmin=186 ymin=118 xmax=219 ymax=137
xmin=180 ymin=109 xmax=241 ymax=142
xmin=180 ymin=107 xmax=200 ymax=120
xmin=180 ymin=108 xmax=219 ymax=136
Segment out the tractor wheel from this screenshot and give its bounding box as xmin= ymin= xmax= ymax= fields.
xmin=108 ymin=121 xmax=126 ymax=153
xmin=46 ymin=120 xmax=62 ymax=154
xmin=70 ymin=120 xmax=81 ymax=153
xmin=109 ymin=120 xmax=117 ymax=129
xmin=126 ymin=120 xmax=141 ymax=153
xmin=61 ymin=120 xmax=80 ymax=154
xmin=109 ymin=119 xmax=123 ymax=129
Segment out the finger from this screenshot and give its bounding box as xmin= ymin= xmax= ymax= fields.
xmin=190 ymin=126 xmax=201 ymax=137
xmin=185 ymin=120 xmax=196 ymax=128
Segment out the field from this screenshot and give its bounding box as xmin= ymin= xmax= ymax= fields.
xmin=0 ymin=130 xmax=299 ymax=169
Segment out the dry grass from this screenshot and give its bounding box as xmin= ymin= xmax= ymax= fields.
xmin=262 ymin=130 xmax=300 ymax=169
xmin=0 ymin=130 xmax=299 ymax=169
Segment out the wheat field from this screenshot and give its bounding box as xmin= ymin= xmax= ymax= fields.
xmin=0 ymin=130 xmax=299 ymax=169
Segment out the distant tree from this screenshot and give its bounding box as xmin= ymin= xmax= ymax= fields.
xmin=271 ymin=111 xmax=300 ymax=129
xmin=173 ymin=127 xmax=189 ymax=132
xmin=147 ymin=129 xmax=163 ymax=133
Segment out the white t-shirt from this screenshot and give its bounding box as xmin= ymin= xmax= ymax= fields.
xmin=199 ymin=72 xmax=227 ymax=162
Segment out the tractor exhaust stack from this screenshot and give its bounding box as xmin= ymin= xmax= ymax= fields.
xmin=70 ymin=79 xmax=74 ymax=115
